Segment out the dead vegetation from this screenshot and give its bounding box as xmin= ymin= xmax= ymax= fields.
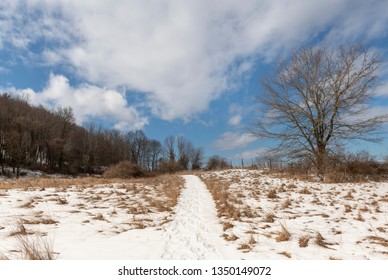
xmin=278 ymin=251 xmax=291 ymax=258
xmin=0 ymin=176 xmax=142 ymax=190
xmin=13 ymin=234 xmax=56 ymax=260
xmin=367 ymin=236 xmax=388 ymax=247
xmin=298 ymin=235 xmax=310 ymax=247
xmin=275 ymin=223 xmax=291 ymax=242
xmin=200 ymin=175 xmax=242 ymax=221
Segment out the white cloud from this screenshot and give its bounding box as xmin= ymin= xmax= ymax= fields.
xmin=228 ymin=104 xmax=244 ymax=126
xmin=2 ymin=0 xmax=388 ymax=121
xmin=6 ymin=74 xmax=148 ymax=131
xmin=213 ymin=131 xmax=257 ymax=151
xmin=228 ymin=115 xmax=243 ymax=126
xmin=232 ymin=148 xmax=270 ymax=161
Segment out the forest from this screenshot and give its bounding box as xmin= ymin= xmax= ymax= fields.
xmin=0 ymin=94 xmax=209 ymax=177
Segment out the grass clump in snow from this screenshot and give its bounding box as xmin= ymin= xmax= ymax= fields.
xmin=278 ymin=251 xmax=291 ymax=258
xmin=14 ymin=234 xmax=56 ymax=260
xmin=298 ymin=235 xmax=310 ymax=247
xmin=267 ymin=189 xmax=278 ymax=199
xmin=275 ymin=223 xmax=291 ymax=242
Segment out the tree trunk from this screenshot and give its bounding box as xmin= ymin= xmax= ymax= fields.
xmin=315 ymin=145 xmax=326 ymax=180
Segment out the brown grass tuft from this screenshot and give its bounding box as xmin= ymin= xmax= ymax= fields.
xmin=315 ymin=232 xmax=331 ymax=248
xmin=237 ymin=243 xmax=251 ymax=251
xmin=344 ymin=191 xmax=354 ymax=200
xmin=299 ymin=187 xmax=312 ymax=194
xmin=93 ymin=213 xmax=105 ymax=221
xmin=329 ymin=256 xmax=342 ymax=260
xmin=19 ymin=198 xmax=34 ymax=208
xmin=367 ymin=236 xmax=388 ymax=247
xmin=9 ymin=224 xmax=29 ymax=237
xmin=223 ymin=234 xmax=239 ymax=241
xmin=223 ymin=222 xmax=234 ymax=231
xmin=278 ymin=251 xmax=291 ymax=258
xmin=20 ymin=217 xmax=57 ymax=225
xmin=14 ymin=234 xmax=56 ymax=260
xmin=344 ymin=204 xmax=352 ymax=213
xmin=282 ymin=198 xmax=292 ymax=209
xmin=299 ymin=235 xmax=310 ymax=247
xmin=275 ymin=223 xmax=291 ymax=242
xmin=355 ymin=212 xmax=365 ymax=222
xmin=263 ymin=212 xmax=276 ymax=223
xmin=267 ymin=189 xmax=278 ymax=199
xmin=57 ymin=197 xmax=68 ymax=205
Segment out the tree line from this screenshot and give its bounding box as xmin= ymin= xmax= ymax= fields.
xmin=0 ymin=94 xmax=208 ymax=177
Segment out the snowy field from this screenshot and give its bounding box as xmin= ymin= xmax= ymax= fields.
xmin=201 ymin=169 xmax=388 ymax=260
xmin=0 ymin=169 xmax=387 ymax=260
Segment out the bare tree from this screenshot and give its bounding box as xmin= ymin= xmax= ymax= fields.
xmin=163 ymin=136 xmax=176 ymax=162
xmin=177 ymin=136 xmax=193 ymax=170
xmin=205 ymin=155 xmax=231 ymax=170
xmin=252 ymin=43 xmax=387 ymax=178
xmin=190 ymin=147 xmax=204 ymax=170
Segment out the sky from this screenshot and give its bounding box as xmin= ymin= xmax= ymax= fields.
xmin=1 ymin=0 xmax=388 ymax=164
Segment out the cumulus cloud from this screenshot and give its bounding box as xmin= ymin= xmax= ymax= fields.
xmin=1 ymin=0 xmax=388 ymax=122
xmin=213 ymin=131 xmax=257 ymax=151
xmin=6 ymin=74 xmax=148 ymax=131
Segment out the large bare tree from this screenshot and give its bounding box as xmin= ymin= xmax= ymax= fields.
xmin=252 ymin=43 xmax=387 ymax=177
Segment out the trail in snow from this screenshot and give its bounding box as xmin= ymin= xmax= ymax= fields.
xmin=160 ymin=175 xmax=241 ymax=259
xmin=1 ymin=175 xmax=241 ymax=259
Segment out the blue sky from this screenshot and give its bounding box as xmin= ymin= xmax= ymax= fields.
xmin=1 ymin=0 xmax=388 ymax=164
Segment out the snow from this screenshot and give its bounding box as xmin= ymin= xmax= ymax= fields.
xmin=160 ymin=175 xmax=241 ymax=259
xmin=200 ymin=169 xmax=388 ymax=260
xmin=1 ymin=171 xmax=387 ymax=260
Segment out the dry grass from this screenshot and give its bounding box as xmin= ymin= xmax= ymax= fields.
xmin=377 ymin=227 xmax=386 ymax=233
xmin=14 ymin=234 xmax=56 ymax=260
xmin=278 ymin=251 xmax=291 ymax=258
xmin=299 ymin=235 xmax=310 ymax=247
xmin=329 ymin=256 xmax=342 ymax=260
xmin=367 ymin=236 xmax=388 ymax=247
xmin=237 ymin=243 xmax=251 ymax=251
xmin=267 ymin=189 xmax=278 ymax=199
xmin=344 ymin=191 xmax=354 ymax=200
xmin=299 ymin=187 xmax=312 ymax=194
xmin=223 ymin=234 xmax=239 ymax=241
xmin=344 ymin=204 xmax=352 ymax=213
xmin=275 ymin=223 xmax=291 ymax=242
xmin=315 ymin=232 xmax=332 ymax=248
xmin=93 ymin=213 xmax=105 ymax=221
xmin=201 ymin=176 xmax=242 ymax=221
xmin=19 ymin=198 xmax=34 ymax=208
xmin=223 ymin=222 xmax=234 ymax=231
xmin=262 ymin=212 xmax=276 ymax=223
xmin=355 ymin=212 xmax=365 ymax=222
xmin=282 ymin=198 xmax=292 ymax=209
xmin=0 ymin=176 xmax=151 ymax=190
xmin=20 ymin=217 xmax=57 ymax=225
xmin=9 ymin=224 xmax=29 ymax=237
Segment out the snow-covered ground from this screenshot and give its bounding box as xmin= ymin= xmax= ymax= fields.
xmin=0 ymin=170 xmax=387 ymax=260
xmin=201 ymin=169 xmax=388 ymax=260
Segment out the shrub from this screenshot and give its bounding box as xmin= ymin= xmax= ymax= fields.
xmin=205 ymin=155 xmax=231 ymax=170
xmin=103 ymin=161 xmax=145 ymax=178
xmin=158 ymin=160 xmax=184 ymax=173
